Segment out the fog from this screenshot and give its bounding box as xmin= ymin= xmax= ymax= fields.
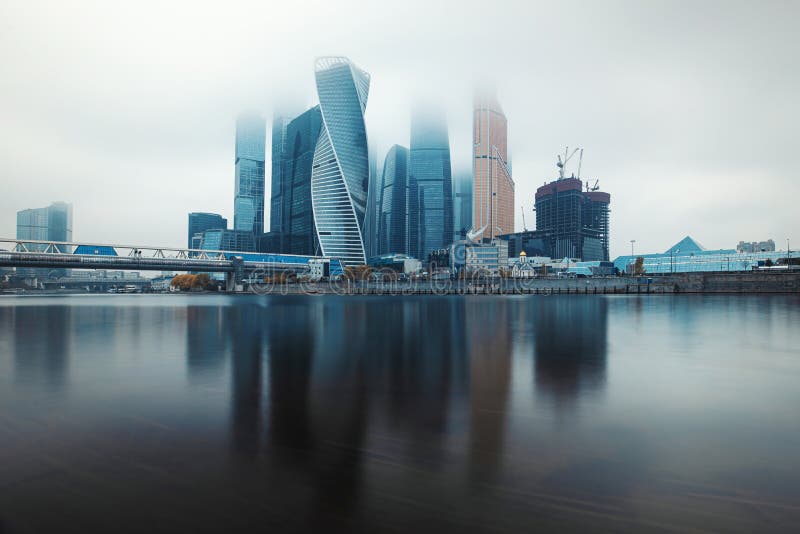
xmin=1 ymin=0 xmax=797 ymax=256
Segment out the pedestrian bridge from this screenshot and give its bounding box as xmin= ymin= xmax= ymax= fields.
xmin=0 ymin=237 xmax=343 ymax=289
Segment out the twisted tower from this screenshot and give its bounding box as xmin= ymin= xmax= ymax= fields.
xmin=311 ymin=57 xmax=371 ymax=266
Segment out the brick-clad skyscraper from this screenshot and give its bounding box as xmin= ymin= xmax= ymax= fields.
xmin=471 ymin=92 xmax=514 ymax=241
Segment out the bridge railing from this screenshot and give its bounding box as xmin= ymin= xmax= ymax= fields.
xmin=0 ymin=237 xmax=252 ymax=262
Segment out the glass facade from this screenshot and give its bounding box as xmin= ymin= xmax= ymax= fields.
xmin=409 ymin=106 xmax=453 ymax=262
xmin=377 ymin=145 xmax=409 ymax=255
xmin=280 ymin=106 xmax=323 ymax=256
xmin=452 ymin=172 xmax=472 ymax=241
xmin=187 ymin=212 xmax=227 ymax=249
xmin=16 ymin=202 xmax=73 ymax=277
xmin=270 ymin=115 xmax=291 ymax=234
xmin=311 ymin=57 xmax=371 ymax=266
xmin=234 ymin=113 xmax=266 ymax=235
xmin=199 ymin=229 xmax=255 ymax=253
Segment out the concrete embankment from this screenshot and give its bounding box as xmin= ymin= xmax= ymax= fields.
xmin=249 ymin=272 xmax=800 ymax=295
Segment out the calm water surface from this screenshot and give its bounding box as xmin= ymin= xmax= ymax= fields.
xmin=0 ymin=294 xmax=799 ymax=533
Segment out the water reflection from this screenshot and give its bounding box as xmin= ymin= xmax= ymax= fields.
xmin=531 ymin=297 xmax=608 ymax=406
xmin=13 ymin=305 xmax=71 ymax=390
xmin=2 ymin=295 xmax=799 ymax=532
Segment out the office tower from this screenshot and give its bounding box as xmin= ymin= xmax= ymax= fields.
xmin=364 ymin=147 xmax=380 ymax=258
xmin=16 ymin=202 xmax=73 ymax=277
xmin=453 ymin=172 xmax=473 ymax=240
xmin=377 ymin=145 xmax=409 ymax=255
xmin=234 ymin=112 xmax=266 ymax=235
xmin=270 ymin=114 xmax=292 ymax=235
xmin=472 ymin=92 xmax=514 ymax=241
xmin=16 ymin=202 xmax=73 ymax=246
xmin=198 ymin=228 xmax=255 ymax=252
xmin=311 ymin=56 xmax=371 ymax=266
xmin=187 ymin=212 xmax=227 ymax=249
xmin=408 ymin=105 xmax=453 ymax=262
xmin=279 ymin=106 xmax=323 ymax=256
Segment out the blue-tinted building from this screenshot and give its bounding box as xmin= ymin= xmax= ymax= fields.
xmin=16 ymin=201 xmax=73 ymax=277
xmin=613 ymin=236 xmax=794 ymax=273
xmin=198 ymin=229 xmax=255 ymax=253
xmin=377 ymin=145 xmax=409 ymax=255
xmin=453 ymin=172 xmax=472 ymax=240
xmin=187 ymin=212 xmax=227 ymax=249
xmin=234 ymin=112 xmax=266 ymax=235
xmin=408 ymin=106 xmax=453 ymax=262
xmin=279 ymin=106 xmax=323 ymax=256
xmin=311 ymin=56 xmax=371 ymax=266
xmin=270 ymin=114 xmax=292 ymax=235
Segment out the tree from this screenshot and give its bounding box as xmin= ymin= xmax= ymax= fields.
xmin=634 ymin=257 xmax=645 ymax=275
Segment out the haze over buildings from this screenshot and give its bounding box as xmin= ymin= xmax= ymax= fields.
xmin=0 ymin=1 xmax=797 ymax=256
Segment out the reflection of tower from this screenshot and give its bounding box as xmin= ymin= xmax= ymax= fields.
xmin=13 ymin=306 xmax=71 ymax=390
xmin=466 ymin=299 xmax=512 ymax=482
xmin=531 ymin=297 xmax=608 ymax=406
xmin=185 ymin=306 xmax=228 ymax=383
xmin=311 ymin=56 xmax=371 ymax=266
xmin=229 ymin=305 xmax=263 ymax=459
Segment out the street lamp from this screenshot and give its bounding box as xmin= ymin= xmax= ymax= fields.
xmin=630 ymin=239 xmax=636 ymax=257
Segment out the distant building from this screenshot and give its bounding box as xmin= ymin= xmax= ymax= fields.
xmin=311 ymin=56 xmax=371 ymax=266
xmin=278 ymin=106 xmax=323 ymax=256
xmin=453 ymin=172 xmax=472 ymax=241
xmin=614 ymin=235 xmax=791 ymax=273
xmin=472 ymin=92 xmax=514 ymax=241
xmin=234 ymin=112 xmax=266 ymax=235
xmin=737 ymin=239 xmax=775 ymax=253
xmin=364 ymin=147 xmax=381 ymax=258
xmin=16 ymin=201 xmax=73 ymax=245
xmin=449 ymin=239 xmax=508 ymax=276
xmin=198 ymin=228 xmax=255 ymax=252
xmin=367 ymin=253 xmax=422 ymax=275
xmin=187 ymin=212 xmax=227 ymax=249
xmin=377 ymin=145 xmax=409 ymax=255
xmin=16 ymin=201 xmax=73 ymax=278
xmin=408 ymin=105 xmax=453 ymax=261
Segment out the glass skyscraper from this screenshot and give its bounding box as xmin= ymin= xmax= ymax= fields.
xmin=270 ymin=114 xmax=291 ymax=235
xmin=453 ymin=172 xmax=473 ymax=240
xmin=311 ymin=56 xmax=371 ymax=266
xmin=408 ymin=106 xmax=453 ymax=262
xmin=472 ymin=92 xmax=514 ymax=241
xmin=234 ymin=112 xmax=266 ymax=235
xmin=16 ymin=201 xmax=73 ymax=277
xmin=279 ymin=106 xmax=323 ymax=256
xmin=377 ymin=145 xmax=409 ymax=255
xmin=187 ymin=212 xmax=227 ymax=249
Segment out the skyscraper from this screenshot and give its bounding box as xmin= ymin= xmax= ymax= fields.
xmin=472 ymin=92 xmax=514 ymax=241
xmin=187 ymin=212 xmax=227 ymax=249
xmin=270 ymin=114 xmax=292 ymax=235
xmin=408 ymin=105 xmax=453 ymax=262
xmin=377 ymin=145 xmax=409 ymax=255
xmin=279 ymin=106 xmax=323 ymax=256
xmin=453 ymin=172 xmax=473 ymax=240
xmin=234 ymin=112 xmax=266 ymax=235
xmin=364 ymin=147 xmax=380 ymax=258
xmin=311 ymin=56 xmax=371 ymax=266
xmin=16 ymin=202 xmax=73 ymax=245
xmin=16 ymin=201 xmax=73 ymax=277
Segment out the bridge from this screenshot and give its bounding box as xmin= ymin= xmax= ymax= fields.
xmin=0 ymin=238 xmax=342 ymax=291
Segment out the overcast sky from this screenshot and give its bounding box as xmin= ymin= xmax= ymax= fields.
xmin=1 ymin=0 xmax=797 ymax=257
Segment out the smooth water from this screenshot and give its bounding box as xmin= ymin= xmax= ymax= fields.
xmin=0 ymin=294 xmax=798 ymax=533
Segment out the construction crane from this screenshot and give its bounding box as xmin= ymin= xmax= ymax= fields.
xmin=584 ymin=179 xmax=600 ymax=192
xmin=521 ymin=206 xmax=528 ymax=231
xmin=557 ymin=146 xmax=581 ymax=180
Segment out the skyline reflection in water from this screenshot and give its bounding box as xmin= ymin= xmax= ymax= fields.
xmin=0 ymin=294 xmax=799 ymax=532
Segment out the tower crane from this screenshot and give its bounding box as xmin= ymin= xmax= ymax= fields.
xmin=557 ymin=146 xmax=581 ymax=180
xmin=521 ymin=206 xmax=528 ymax=232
